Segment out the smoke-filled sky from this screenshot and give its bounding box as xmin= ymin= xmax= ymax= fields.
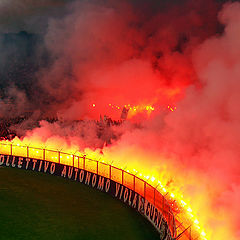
xmin=0 ymin=0 xmax=226 ymax=120
xmin=1 ymin=0 xmax=240 ymax=239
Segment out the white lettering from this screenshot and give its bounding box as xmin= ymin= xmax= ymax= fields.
xmin=0 ymin=155 xmax=4 ymax=165
xmin=50 ymin=163 xmax=55 ymax=174
xmin=74 ymin=168 xmax=78 ymax=181
xmin=97 ymin=177 xmax=105 ymax=191
xmin=85 ymin=172 xmax=91 ymax=185
xmin=115 ymin=183 xmax=120 ymax=197
xmin=92 ymin=174 xmax=97 ymax=187
xmin=11 ymin=156 xmax=16 ymax=167
xmin=124 ymin=188 xmax=129 ymax=202
xmin=61 ymin=166 xmax=67 ymax=177
xmin=6 ymin=156 xmax=10 ymax=166
xmin=44 ymin=161 xmax=49 ymax=173
xmin=79 ymin=170 xmax=84 ymax=182
xmin=105 ymin=179 xmax=110 ymax=193
xmin=26 ymin=158 xmax=31 ymax=169
xmin=32 ymin=159 xmax=37 ymax=170
xmin=68 ymin=167 xmax=73 ymax=179
xmin=18 ymin=157 xmax=23 ymax=168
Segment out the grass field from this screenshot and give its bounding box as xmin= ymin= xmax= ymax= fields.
xmin=0 ymin=166 xmax=160 ymax=240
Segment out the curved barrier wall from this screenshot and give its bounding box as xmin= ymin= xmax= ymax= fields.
xmin=0 ymin=142 xmax=198 ymax=240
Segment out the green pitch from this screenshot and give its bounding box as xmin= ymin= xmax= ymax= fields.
xmin=0 ymin=167 xmax=160 ymax=240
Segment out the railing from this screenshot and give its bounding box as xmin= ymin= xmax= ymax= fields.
xmin=0 ymin=142 xmax=201 ymax=240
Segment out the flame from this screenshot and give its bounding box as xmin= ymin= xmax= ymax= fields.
xmin=91 ymin=102 xmax=178 ymax=119
xmin=0 ymin=137 xmax=209 ymax=240
xmin=167 ymin=105 xmax=177 ymax=112
xmin=126 ymin=104 xmax=155 ymax=117
xmin=107 ymin=103 xmax=155 ymax=116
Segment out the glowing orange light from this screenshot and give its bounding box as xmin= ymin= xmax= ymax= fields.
xmin=0 ymin=139 xmax=209 ymax=240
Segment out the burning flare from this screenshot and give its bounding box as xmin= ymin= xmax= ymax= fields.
xmin=0 ymin=137 xmax=209 ymax=240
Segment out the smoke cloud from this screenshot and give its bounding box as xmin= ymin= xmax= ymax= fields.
xmin=39 ymin=0 xmax=221 ymax=121
xmin=0 ymin=0 xmax=72 ymax=33
xmin=1 ymin=0 xmax=240 ymax=239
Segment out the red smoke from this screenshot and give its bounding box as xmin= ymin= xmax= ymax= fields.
xmin=3 ymin=0 xmax=240 ymax=239
xmin=37 ymin=0 xmax=221 ymax=121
